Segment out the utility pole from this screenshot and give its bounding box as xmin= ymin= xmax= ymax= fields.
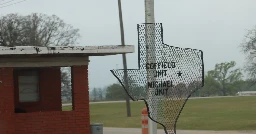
xmin=117 ymin=0 xmax=131 ymax=117
xmin=145 ymin=0 xmax=158 ymax=134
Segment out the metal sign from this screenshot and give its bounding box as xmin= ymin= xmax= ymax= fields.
xmin=111 ymin=23 xmax=204 ymax=134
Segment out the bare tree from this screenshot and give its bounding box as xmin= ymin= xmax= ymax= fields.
xmin=241 ymin=27 xmax=256 ymax=79
xmin=61 ymin=67 xmax=72 ymax=102
xmin=0 ymin=13 xmax=80 ymax=47
xmin=92 ymin=88 xmax=98 ymax=101
xmin=97 ymin=88 xmax=104 ymax=100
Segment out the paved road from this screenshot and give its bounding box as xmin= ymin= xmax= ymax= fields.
xmin=62 ymin=100 xmax=144 ymax=106
xmin=103 ymin=127 xmax=256 ymax=134
xmin=62 ymin=96 xmax=239 ymax=106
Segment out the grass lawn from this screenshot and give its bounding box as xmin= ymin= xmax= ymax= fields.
xmin=62 ymin=96 xmax=256 ymax=130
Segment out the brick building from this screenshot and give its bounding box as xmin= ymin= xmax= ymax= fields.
xmin=0 ymin=45 xmax=134 ymax=134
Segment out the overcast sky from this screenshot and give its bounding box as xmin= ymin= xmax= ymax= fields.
xmin=1 ymin=0 xmax=255 ymax=90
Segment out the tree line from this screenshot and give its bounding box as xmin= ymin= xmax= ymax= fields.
xmin=89 ymin=60 xmax=256 ymax=101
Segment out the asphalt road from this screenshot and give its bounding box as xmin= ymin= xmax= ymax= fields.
xmin=62 ymin=96 xmax=239 ymax=106
xmin=103 ymin=127 xmax=256 ymax=134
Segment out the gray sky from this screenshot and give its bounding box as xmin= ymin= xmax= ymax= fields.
xmin=1 ymin=0 xmax=255 ymax=90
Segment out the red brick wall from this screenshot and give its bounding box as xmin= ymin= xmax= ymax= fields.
xmin=71 ymin=65 xmax=90 ymax=133
xmin=0 ymin=65 xmax=90 ymax=134
xmin=0 ymin=67 xmax=15 ymax=134
xmin=15 ymin=111 xmax=76 ymax=134
xmin=40 ymin=67 xmax=62 ymax=111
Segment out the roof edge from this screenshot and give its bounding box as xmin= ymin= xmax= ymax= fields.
xmin=0 ymin=45 xmax=135 ymax=55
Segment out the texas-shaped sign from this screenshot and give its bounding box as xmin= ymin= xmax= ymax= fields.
xmin=110 ymin=23 xmax=204 ymax=134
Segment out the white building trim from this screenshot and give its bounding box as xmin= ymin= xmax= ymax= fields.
xmin=0 ymin=45 xmax=134 ymax=55
xmin=0 ymin=45 xmax=135 ymax=67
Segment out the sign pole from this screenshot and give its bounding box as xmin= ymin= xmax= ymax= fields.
xmin=145 ymin=0 xmax=157 ymax=134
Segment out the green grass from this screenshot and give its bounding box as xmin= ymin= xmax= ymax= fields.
xmin=62 ymin=96 xmax=256 ymax=130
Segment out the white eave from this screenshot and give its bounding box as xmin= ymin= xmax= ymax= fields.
xmin=0 ymin=45 xmax=135 ymax=67
xmin=0 ymin=45 xmax=135 ymax=56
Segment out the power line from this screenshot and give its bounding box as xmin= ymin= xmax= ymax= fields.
xmin=0 ymin=0 xmax=28 ymax=8
xmin=0 ymin=0 xmax=15 ymax=5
